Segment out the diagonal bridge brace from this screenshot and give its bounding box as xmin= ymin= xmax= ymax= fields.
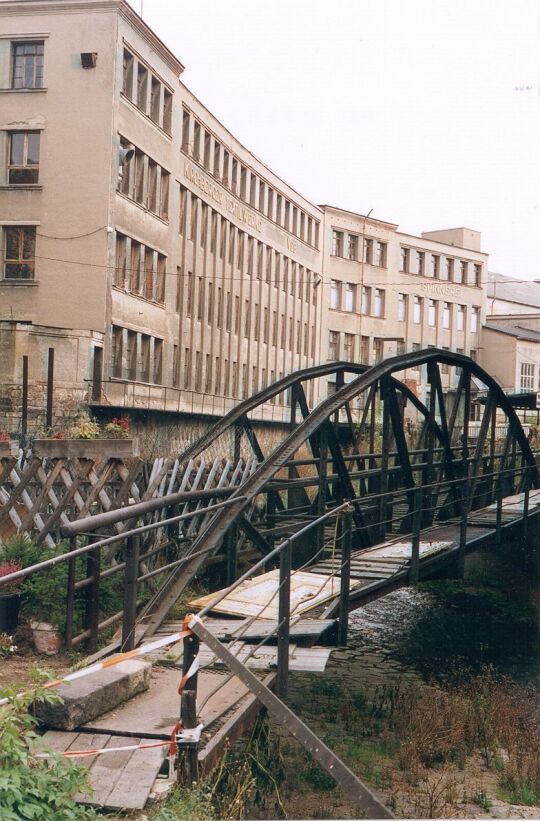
xmin=188 ymin=615 xmax=394 ymax=819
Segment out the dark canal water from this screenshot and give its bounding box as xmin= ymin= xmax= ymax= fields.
xmin=327 ymin=540 xmax=540 ymax=691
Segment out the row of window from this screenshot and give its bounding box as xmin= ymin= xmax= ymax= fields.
xmin=118 ymin=136 xmax=169 ymax=220
xmin=114 ymin=233 xmax=166 ymax=303
xmin=182 ymin=269 xmax=316 ymax=356
xmin=329 ymin=281 xmax=385 ymax=317
xmin=400 ymin=247 xmax=482 ymax=286
xmin=179 ymin=186 xmax=319 ymax=305
xmin=111 ymin=325 xmax=163 ymax=384
xmin=181 ymin=109 xmax=320 ymax=248
xmin=331 ymin=230 xmax=387 ymax=267
xmin=122 ymin=47 xmax=173 ymax=135
xmin=328 ymin=331 xmax=373 ymax=364
xmin=397 ymin=293 xmax=479 ymax=332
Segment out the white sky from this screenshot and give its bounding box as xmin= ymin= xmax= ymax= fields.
xmin=132 ymin=0 xmax=539 ymax=278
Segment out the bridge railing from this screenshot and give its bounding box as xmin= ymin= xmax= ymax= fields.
xmin=0 ymin=460 xmax=537 ymax=657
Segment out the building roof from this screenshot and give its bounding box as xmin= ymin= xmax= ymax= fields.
xmin=488 ymin=272 xmax=540 ymax=309
xmin=484 ymin=321 xmax=540 ymax=343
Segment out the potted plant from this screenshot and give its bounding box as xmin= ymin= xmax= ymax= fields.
xmin=22 ymin=560 xmax=69 ymax=655
xmin=33 ymin=412 xmax=139 ymax=458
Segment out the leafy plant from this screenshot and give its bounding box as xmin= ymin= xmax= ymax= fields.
xmin=0 ymin=672 xmax=96 ymax=819
xmin=104 ymin=416 xmax=130 ymax=438
xmin=68 ymin=415 xmax=100 ymax=440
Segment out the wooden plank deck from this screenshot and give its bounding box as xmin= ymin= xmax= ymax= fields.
xmin=35 ymin=731 xmax=164 ymax=810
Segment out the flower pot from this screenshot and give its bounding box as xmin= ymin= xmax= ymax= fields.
xmin=0 ymin=594 xmax=20 ymax=632
xmin=33 ymin=438 xmax=139 ymax=459
xmin=0 ymin=440 xmax=18 ymax=458
xmin=30 ymin=620 xmax=63 ymax=655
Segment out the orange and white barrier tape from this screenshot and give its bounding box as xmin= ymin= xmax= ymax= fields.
xmin=36 ymin=739 xmax=170 ymax=759
xmin=0 ymin=626 xmax=193 ymax=707
xmin=177 ymin=653 xmax=199 ymax=694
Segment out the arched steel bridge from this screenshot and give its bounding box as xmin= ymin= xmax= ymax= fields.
xmin=138 ymin=348 xmax=539 ymax=635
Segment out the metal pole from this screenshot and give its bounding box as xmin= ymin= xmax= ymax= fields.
xmin=65 ymin=535 xmax=77 ymax=649
xmin=457 ymin=477 xmax=468 ymax=577
xmin=276 ymin=538 xmax=292 ymax=699
xmin=85 ymin=536 xmax=100 ymax=653
xmin=121 ymin=535 xmax=140 ymax=651
xmin=337 ymin=509 xmax=352 ymax=646
xmin=409 ymin=487 xmax=421 ymax=584
xmin=178 ymin=629 xmax=200 ymax=784
xmin=21 ymin=355 xmax=28 ymax=436
xmin=522 ymin=465 xmax=530 ymax=545
xmin=46 ymin=347 xmax=54 ymax=429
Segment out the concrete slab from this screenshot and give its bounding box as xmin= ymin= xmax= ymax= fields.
xmin=35 ymin=660 xmax=151 ymax=731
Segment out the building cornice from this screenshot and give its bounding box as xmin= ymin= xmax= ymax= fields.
xmin=0 ymin=0 xmax=185 ymax=76
xmin=319 ymin=204 xmax=398 ymax=231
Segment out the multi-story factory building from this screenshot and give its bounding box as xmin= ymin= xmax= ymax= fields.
xmin=0 ymin=0 xmax=487 ymax=436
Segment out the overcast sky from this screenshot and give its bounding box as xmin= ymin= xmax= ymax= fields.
xmin=132 ymin=0 xmax=539 ymax=279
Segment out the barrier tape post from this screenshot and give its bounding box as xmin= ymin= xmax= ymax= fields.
xmin=177 ymin=615 xmax=199 ymax=784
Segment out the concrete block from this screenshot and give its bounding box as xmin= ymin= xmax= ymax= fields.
xmin=35 ymin=659 xmax=151 ymax=731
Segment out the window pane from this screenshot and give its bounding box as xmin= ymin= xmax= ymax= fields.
xmin=10 ymin=133 xmax=25 ymax=165
xmin=22 ymin=227 xmax=35 ymax=259
xmin=5 ymin=227 xmax=20 ymax=259
xmin=27 ymin=132 xmax=40 ymax=164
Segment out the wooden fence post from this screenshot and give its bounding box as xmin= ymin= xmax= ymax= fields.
xmin=85 ymin=534 xmax=100 ymax=653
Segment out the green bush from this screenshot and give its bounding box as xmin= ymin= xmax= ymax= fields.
xmin=0 ymin=672 xmax=95 ymax=819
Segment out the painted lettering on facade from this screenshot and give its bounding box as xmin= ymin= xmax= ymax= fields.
xmin=184 ymin=162 xmax=262 ymax=232
xmin=420 ymin=281 xmax=462 ymax=299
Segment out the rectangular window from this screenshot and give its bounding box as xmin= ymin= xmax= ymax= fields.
xmin=474 ymin=263 xmax=482 ymax=286
xmin=115 ymin=233 xmax=127 ymax=288
xmin=111 ymin=326 xmax=123 ymax=378
xmin=348 ymin=234 xmax=358 ymax=260
xmin=203 ymin=131 xmax=211 ymax=170
xmin=361 ymin=285 xmax=371 ymax=315
xmin=374 ymin=339 xmax=384 ymax=363
xmin=156 ymin=254 xmax=166 ymax=303
xmin=163 ymin=89 xmax=172 ymax=134
xmin=328 ymin=330 xmax=339 ymax=360
xmin=398 ymin=292 xmax=406 ymax=322
xmin=141 ymin=335 xmax=151 ymax=382
xmin=471 ymin=307 xmax=479 ymax=333
xmin=428 ymin=299 xmax=437 ymax=327
xmin=8 ymin=131 xmax=40 ymax=184
xmin=147 ymin=160 xmax=157 ymax=212
xmin=460 ymin=260 xmax=468 ymax=283
xmin=343 ymin=283 xmax=355 ymax=312
xmin=150 ymin=75 xmax=161 ymax=123
xmin=375 ymin=241 xmax=387 ymax=267
xmin=401 ymin=247 xmax=410 ymax=272
xmin=361 ymin=336 xmax=370 ymax=364
xmin=122 ymin=49 xmax=134 ymax=97
xmin=416 ymin=251 xmax=425 ymax=275
xmin=194 ymin=351 xmax=202 ymax=392
xmin=143 ymin=247 xmax=154 ymax=299
xmin=330 ymin=280 xmax=340 ymax=310
xmin=130 ymin=241 xmax=141 ymax=293
xmin=373 ymin=288 xmax=384 ymax=317
xmin=193 ymin=121 xmax=201 ymax=162
xmin=240 ymin=165 xmax=247 ymax=199
xmin=160 ymin=170 xmax=169 ymax=219
xmin=413 ymin=295 xmax=421 ymax=324
xmin=431 ymin=254 xmax=440 ymax=278
xmin=134 ymin=149 xmax=145 ymax=204
xmin=222 ymin=150 xmax=229 ymax=186
xmin=172 ymin=345 xmax=179 ymax=387
xmin=12 ymin=41 xmax=44 ymax=89
xmin=136 ymin=63 xmax=148 ymax=111
xmin=126 ymin=330 xmax=137 ymax=380
xmin=205 ymin=354 xmax=212 ymax=393
xmin=182 ymin=109 xmax=190 ymax=151
xmin=213 ymin=140 xmax=221 ymax=177
xmin=521 ymin=363 xmax=535 ymax=391
xmin=446 ymin=258 xmax=454 ymax=281
xmin=457 ymin=304 xmax=465 ymax=331
xmin=364 ymin=238 xmax=373 ymax=264
xmin=332 ymin=229 xmax=343 ymax=256
xmin=443 ymin=302 xmax=450 ymax=329
xmin=344 ymin=333 xmax=354 ymax=361
xmin=3 ymin=225 xmax=36 ymax=280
